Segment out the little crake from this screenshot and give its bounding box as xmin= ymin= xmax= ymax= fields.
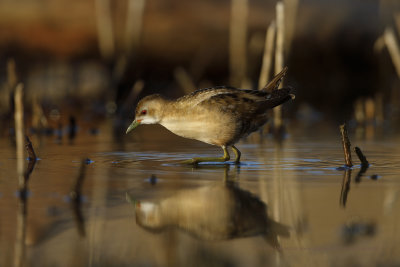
xmin=126 ymin=67 xmax=294 ymax=164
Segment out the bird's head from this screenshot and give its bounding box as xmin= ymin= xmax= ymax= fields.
xmin=126 ymin=193 xmax=164 ymax=230
xmin=126 ymin=94 xmax=166 ymax=134
xmin=134 ymin=201 xmax=164 ymax=230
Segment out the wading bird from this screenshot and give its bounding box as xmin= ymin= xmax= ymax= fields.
xmin=126 ymin=67 xmax=294 ymax=164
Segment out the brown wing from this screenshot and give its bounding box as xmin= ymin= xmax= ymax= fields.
xmin=178 ymin=66 xmax=288 ymax=104
xmin=198 ymin=87 xmax=294 ymax=114
xmin=176 ymin=86 xmax=239 ymax=105
xmin=198 ymin=87 xmax=294 ymax=138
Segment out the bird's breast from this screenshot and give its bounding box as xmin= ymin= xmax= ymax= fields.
xmin=160 ymin=114 xmax=235 ymax=146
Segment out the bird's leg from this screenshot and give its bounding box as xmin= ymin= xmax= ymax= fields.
xmin=181 ymin=146 xmax=230 ymax=165
xmin=231 ymin=145 xmax=241 ymax=164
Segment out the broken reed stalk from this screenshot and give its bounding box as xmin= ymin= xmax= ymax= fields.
xmin=229 ymin=0 xmax=248 ymax=87
xmin=273 ymin=1 xmax=285 ymax=130
xmin=354 ymin=147 xmax=369 ymax=167
xmin=339 ymin=123 xmax=353 ymax=167
xmin=70 ymin=159 xmax=87 ymax=203
xmin=14 ymin=84 xmax=25 ymax=187
xmin=258 ymin=21 xmax=276 ymax=90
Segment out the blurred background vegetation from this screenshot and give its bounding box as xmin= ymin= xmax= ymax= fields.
xmin=0 ymin=0 xmax=399 ymax=136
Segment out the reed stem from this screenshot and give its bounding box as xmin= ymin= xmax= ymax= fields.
xmin=229 ymin=0 xmax=248 ymax=87
xmin=273 ymin=2 xmax=285 ymax=130
xmin=383 ymin=27 xmax=400 ymax=78
xmin=14 ymin=84 xmax=25 ymax=186
xmin=258 ymin=21 xmax=276 ymax=89
xmin=354 ymin=147 xmax=369 ymax=167
xmin=339 ymin=123 xmax=353 ymax=167
xmin=124 ymin=0 xmax=146 ymax=58
xmin=340 ymin=169 xmax=352 ymax=207
xmin=95 ymin=0 xmax=115 ymax=59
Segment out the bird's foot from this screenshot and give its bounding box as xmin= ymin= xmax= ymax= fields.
xmin=180 ymin=146 xmax=231 ymax=165
xmin=180 ymin=156 xmax=230 ymax=165
xmin=180 ymin=158 xmax=199 ymax=165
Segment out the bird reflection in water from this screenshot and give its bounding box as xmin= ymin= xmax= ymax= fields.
xmin=126 ymin=172 xmax=290 ymax=250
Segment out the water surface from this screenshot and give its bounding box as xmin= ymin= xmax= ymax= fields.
xmin=1 ymin=123 xmax=400 ymax=267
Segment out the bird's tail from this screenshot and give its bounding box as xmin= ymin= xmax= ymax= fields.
xmin=262 ymin=66 xmax=288 ymax=92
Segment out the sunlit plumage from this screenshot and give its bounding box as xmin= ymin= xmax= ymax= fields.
xmin=126 ymin=67 xmax=294 ymax=164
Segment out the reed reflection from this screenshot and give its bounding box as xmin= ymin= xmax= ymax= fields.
xmin=127 ymin=177 xmax=289 ymax=250
xmin=14 ymin=137 xmax=37 ymax=267
xmin=339 ymin=148 xmax=373 ymax=208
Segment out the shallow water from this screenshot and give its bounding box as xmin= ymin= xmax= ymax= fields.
xmin=1 ymin=122 xmax=400 ymax=267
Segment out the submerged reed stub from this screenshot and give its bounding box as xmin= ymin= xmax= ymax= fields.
xmin=25 ymin=136 xmax=37 ymax=161
xmin=70 ymin=159 xmax=87 ymax=202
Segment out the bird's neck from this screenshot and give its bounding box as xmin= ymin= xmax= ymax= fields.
xmin=157 ymin=99 xmax=180 ymax=123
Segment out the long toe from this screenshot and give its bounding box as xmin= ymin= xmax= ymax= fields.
xmin=180 ymin=158 xmax=199 ymax=165
xmin=178 ymin=146 xmax=230 ymax=165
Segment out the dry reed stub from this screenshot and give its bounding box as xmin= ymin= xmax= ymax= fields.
xmin=354 ymin=146 xmax=369 ymax=167
xmin=339 ymin=123 xmax=353 ymax=167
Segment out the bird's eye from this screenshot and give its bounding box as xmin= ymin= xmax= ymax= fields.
xmin=140 ymin=110 xmax=147 ymax=115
